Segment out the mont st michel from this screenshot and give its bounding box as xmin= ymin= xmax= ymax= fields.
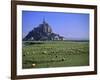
xmin=23 ymin=19 xmax=64 ymax=41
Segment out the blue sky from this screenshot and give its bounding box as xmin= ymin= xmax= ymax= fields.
xmin=22 ymin=11 xmax=89 ymax=40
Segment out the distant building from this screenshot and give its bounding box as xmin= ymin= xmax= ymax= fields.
xmin=34 ymin=18 xmax=52 ymax=33
xmin=23 ymin=19 xmax=64 ymax=41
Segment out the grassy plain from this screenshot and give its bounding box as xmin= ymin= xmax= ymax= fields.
xmin=22 ymin=41 xmax=89 ymax=69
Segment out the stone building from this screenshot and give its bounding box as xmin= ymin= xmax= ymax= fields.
xmin=23 ymin=19 xmax=64 ymax=41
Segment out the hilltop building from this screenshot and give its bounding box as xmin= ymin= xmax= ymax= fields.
xmin=23 ymin=19 xmax=64 ymax=41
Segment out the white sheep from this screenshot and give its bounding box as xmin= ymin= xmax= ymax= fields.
xmin=32 ymin=63 xmax=36 ymax=67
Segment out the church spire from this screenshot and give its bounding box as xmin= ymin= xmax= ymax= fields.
xmin=43 ymin=18 xmax=46 ymax=24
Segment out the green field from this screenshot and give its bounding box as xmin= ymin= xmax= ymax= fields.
xmin=22 ymin=41 xmax=89 ymax=69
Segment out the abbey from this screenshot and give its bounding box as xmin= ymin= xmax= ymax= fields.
xmin=23 ymin=19 xmax=64 ymax=41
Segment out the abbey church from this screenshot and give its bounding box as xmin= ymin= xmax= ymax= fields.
xmin=23 ymin=19 xmax=64 ymax=41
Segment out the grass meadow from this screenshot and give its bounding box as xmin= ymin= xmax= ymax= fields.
xmin=22 ymin=41 xmax=89 ymax=69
